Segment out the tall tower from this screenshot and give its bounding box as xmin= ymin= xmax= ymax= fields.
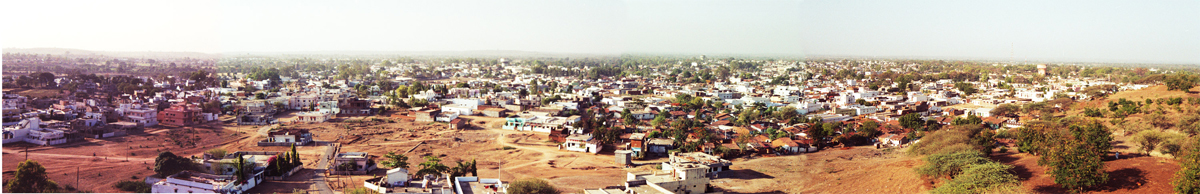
xmin=1037 ymin=64 xmax=1047 ymax=76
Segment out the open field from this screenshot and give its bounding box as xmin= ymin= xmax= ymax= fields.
xmin=242 ymin=114 xmax=655 ymax=193
xmin=2 ymin=117 xmax=251 ymax=193
xmin=10 ymin=88 xmax=65 ymax=98
xmin=711 ymin=147 xmax=928 ymax=194
xmin=991 ymin=149 xmax=1179 ymax=193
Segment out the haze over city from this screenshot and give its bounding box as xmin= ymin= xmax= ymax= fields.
xmin=3 ymin=0 xmax=1199 ymax=64
xmin=7 ymin=0 xmax=1200 ymax=194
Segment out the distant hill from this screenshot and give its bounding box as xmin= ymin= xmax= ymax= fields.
xmin=3 ymin=48 xmax=222 ymax=59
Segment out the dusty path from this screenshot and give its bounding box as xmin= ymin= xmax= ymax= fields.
xmin=3 ymin=148 xmax=155 ymax=162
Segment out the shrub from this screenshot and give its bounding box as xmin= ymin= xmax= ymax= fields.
xmin=908 ymin=125 xmax=988 ymax=156
xmin=507 ymin=178 xmax=561 ymax=194
xmin=916 ymin=150 xmax=990 ymax=180
xmin=113 ymin=180 xmax=151 ymax=193
xmin=343 ymin=187 xmax=378 ymax=194
xmin=930 ymin=162 xmax=1023 ymax=194
xmin=1131 ymin=130 xmax=1166 ymax=154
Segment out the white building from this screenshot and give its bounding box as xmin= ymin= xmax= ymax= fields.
xmin=150 ymin=170 xmax=263 ymax=194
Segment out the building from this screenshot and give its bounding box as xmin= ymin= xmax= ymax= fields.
xmin=117 ymin=103 xmax=158 ymax=127
xmin=338 ymin=98 xmax=372 ymax=116
xmin=331 ymin=152 xmax=376 ymax=175
xmin=259 ymin=128 xmax=312 ymax=146
xmin=561 ymin=134 xmax=602 ymax=154
xmin=3 ymin=117 xmax=76 ymax=146
xmin=294 ymin=111 xmax=332 ymax=123
xmin=150 ymin=170 xmax=263 ymax=194
xmin=453 ymin=177 xmax=506 ymax=194
xmin=584 ymin=154 xmax=720 ymax=194
xmin=448 ymin=118 xmax=468 ymax=130
xmin=158 ymin=105 xmax=200 ymax=126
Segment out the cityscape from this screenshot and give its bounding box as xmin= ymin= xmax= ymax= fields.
xmin=3 ymin=1 xmax=1200 ymax=194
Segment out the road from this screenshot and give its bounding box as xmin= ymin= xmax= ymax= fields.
xmin=311 ymin=141 xmax=335 ymax=194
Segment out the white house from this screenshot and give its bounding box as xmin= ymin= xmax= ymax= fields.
xmin=386 ymin=168 xmax=409 ymax=186
xmin=561 ymin=134 xmax=602 ymax=154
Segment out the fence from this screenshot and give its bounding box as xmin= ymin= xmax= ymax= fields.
xmin=362 ymin=177 xmax=388 ymax=193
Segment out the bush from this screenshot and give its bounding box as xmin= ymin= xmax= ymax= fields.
xmin=113 ymin=180 xmax=151 ymax=193
xmin=1131 ymin=130 xmax=1166 ymax=154
xmin=930 ymin=162 xmax=1023 ymax=194
xmin=344 ymin=187 xmax=378 ymax=194
xmin=908 ymin=125 xmax=988 ymax=156
xmin=507 ymin=178 xmax=560 ymax=194
xmin=916 ymin=150 xmax=990 ymax=180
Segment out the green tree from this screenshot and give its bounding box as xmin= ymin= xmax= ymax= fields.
xmin=900 ymin=113 xmax=924 ymax=130
xmin=507 ymin=178 xmax=561 ymax=194
xmin=915 ymin=150 xmax=991 ymax=180
xmin=154 ymin=151 xmax=197 ymax=177
xmin=930 ymin=162 xmax=1022 ymax=194
xmin=416 ymin=156 xmax=449 ymax=177
xmin=1038 ymin=123 xmax=1111 ymax=191
xmin=1131 ymin=130 xmax=1165 ymax=154
xmin=5 ymin=160 xmax=60 ymax=193
xmin=1174 ymin=137 xmax=1200 ymax=193
xmin=380 ymin=151 xmax=410 ymax=169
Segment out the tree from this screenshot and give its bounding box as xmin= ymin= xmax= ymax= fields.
xmin=900 ymin=113 xmax=924 ymax=130
xmin=154 ymin=151 xmax=197 ymax=177
xmin=1131 ymin=130 xmax=1165 ymax=154
xmin=380 ymin=151 xmax=410 ymax=169
xmin=1174 ymin=137 xmax=1200 ymax=193
xmin=916 ymin=150 xmax=990 ymax=180
xmin=991 ymin=104 xmax=1020 ymax=118
xmin=290 ymin=143 xmax=303 ymax=167
xmin=5 ymin=160 xmax=60 ymax=193
xmin=930 ymin=162 xmax=1022 ymax=194
xmin=1038 ymin=123 xmax=1111 ymax=191
xmin=507 ymin=178 xmax=560 ymax=194
xmin=416 ymin=156 xmax=449 ymax=177
xmin=1165 ymin=73 xmax=1196 ymax=91
xmin=860 ymin=119 xmax=881 ymax=137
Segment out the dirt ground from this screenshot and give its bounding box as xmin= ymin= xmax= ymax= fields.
xmin=710 ymin=147 xmax=928 ymax=194
xmin=247 ymin=114 xmax=654 ymax=193
xmin=992 ymin=149 xmax=1179 ymax=194
xmin=2 ymin=116 xmax=250 ymax=193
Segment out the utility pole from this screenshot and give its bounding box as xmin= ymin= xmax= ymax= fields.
xmin=77 ymin=166 xmax=80 ymax=190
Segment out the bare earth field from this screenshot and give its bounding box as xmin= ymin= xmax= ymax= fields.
xmin=991 ymin=149 xmax=1180 ymax=193
xmin=245 ymin=114 xmax=652 ymax=193
xmin=2 ymin=117 xmax=251 ymax=193
xmin=711 ymin=147 xmax=928 ymax=194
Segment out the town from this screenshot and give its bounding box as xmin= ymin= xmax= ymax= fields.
xmin=5 ymin=50 xmax=1200 ymax=193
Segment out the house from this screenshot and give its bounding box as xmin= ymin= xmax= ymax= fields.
xmin=448 ymin=118 xmax=468 ymax=130
xmin=259 ymin=128 xmax=313 ymax=146
xmin=478 ymin=107 xmax=507 ymax=117
xmin=561 ymin=134 xmax=602 ymax=154
xmin=150 ymin=170 xmax=264 ymax=194
xmin=771 ymin=137 xmax=803 ymax=154
xmin=878 ymin=134 xmax=908 ymax=147
xmin=645 ymin=138 xmax=674 ymax=155
xmin=385 ymin=168 xmax=409 ymax=186
xmin=413 ymin=110 xmax=437 ymax=123
xmin=117 ymin=103 xmax=158 ymax=127
xmin=584 ymin=154 xmax=718 ymax=194
xmin=294 ymin=111 xmax=332 ymax=123
xmin=453 ymin=177 xmax=506 ymax=194
xmin=238 ymin=113 xmax=275 ymax=125
xmin=338 ymin=98 xmax=372 ymax=116
xmin=158 ymin=105 xmax=200 ymax=126
xmin=3 ymin=117 xmax=77 ymax=146
xmin=434 ymin=111 xmax=460 ymax=122
xmin=331 ymin=152 xmax=376 ymax=175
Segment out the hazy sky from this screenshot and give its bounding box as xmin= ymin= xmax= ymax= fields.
xmin=3 ymin=0 xmax=1198 ymax=64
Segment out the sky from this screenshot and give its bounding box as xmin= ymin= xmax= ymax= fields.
xmin=3 ymin=0 xmax=1198 ymax=64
